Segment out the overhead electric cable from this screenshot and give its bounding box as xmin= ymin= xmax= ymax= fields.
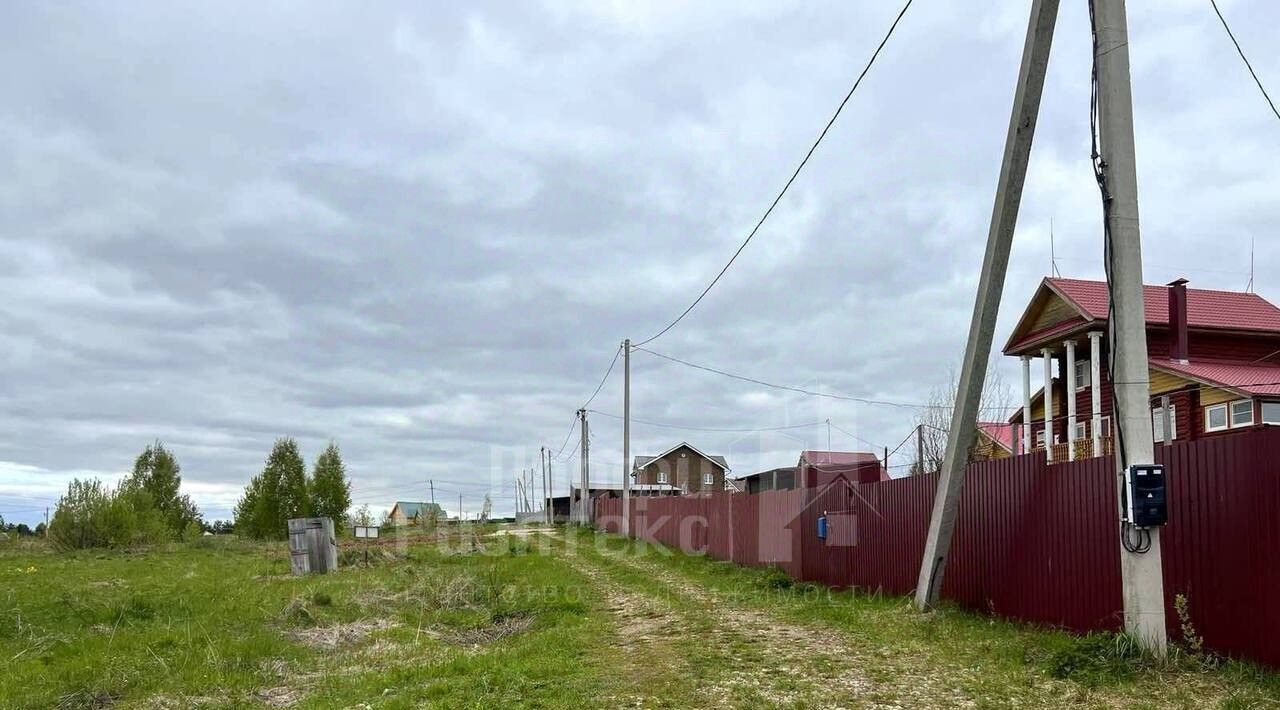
xmin=633 ymin=0 xmax=915 ymax=347
xmin=1209 ymin=0 xmax=1280 ymax=123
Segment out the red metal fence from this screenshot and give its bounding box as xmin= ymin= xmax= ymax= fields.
xmin=595 ymin=427 xmax=1280 ymax=668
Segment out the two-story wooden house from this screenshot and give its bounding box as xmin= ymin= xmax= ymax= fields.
xmin=632 ymin=442 xmax=729 ymax=494
xmin=1005 ymin=277 xmax=1280 ymax=461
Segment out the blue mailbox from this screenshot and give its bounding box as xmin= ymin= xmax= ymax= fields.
xmin=816 ymin=514 xmax=828 ymax=541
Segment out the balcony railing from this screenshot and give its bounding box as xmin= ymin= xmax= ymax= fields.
xmin=1044 ymin=436 xmax=1113 ymax=463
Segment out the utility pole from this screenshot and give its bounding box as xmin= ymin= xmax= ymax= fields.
xmin=458 ymin=493 xmax=463 ymax=522
xmin=826 ymin=419 xmax=831 ymax=451
xmin=916 ymin=0 xmax=1059 ymax=610
xmin=430 ymin=480 xmax=435 ymax=507
xmin=916 ymin=424 xmax=925 ymax=476
xmin=622 ymin=339 xmax=631 ymax=537
xmin=541 ymin=446 xmax=549 ymax=524
xmin=1093 ymin=0 xmax=1166 ymax=652
xmin=548 ymin=451 xmax=554 ymax=523
xmin=579 ymin=408 xmax=590 ymax=525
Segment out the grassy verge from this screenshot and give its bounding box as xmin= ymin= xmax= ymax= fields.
xmin=573 ymin=529 xmax=1280 ymax=709
xmin=0 ymin=529 xmax=609 ymax=708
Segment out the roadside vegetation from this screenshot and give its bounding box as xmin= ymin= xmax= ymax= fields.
xmin=1 ymin=525 xmax=1277 ymax=708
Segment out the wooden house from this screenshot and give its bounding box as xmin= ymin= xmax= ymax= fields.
xmin=632 ymin=442 xmax=728 ymax=494
xmin=1004 ymin=277 xmax=1280 ymax=461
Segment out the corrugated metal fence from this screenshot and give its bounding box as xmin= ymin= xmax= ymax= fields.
xmin=595 ymin=427 xmax=1280 ymax=668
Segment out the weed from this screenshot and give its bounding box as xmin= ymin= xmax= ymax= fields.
xmin=310 ymin=591 xmax=332 ymax=607
xmin=759 ymin=566 xmax=793 ymax=590
xmin=1048 ymin=632 xmax=1152 ymax=686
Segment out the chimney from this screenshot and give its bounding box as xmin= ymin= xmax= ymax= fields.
xmin=1168 ymin=278 xmax=1189 ymax=363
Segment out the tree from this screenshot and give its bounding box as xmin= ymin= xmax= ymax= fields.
xmin=273 ymin=438 xmax=310 ymax=522
xmin=236 ymin=438 xmax=309 ymax=540
xmin=350 ymin=504 xmax=373 ymax=528
xmin=121 ymin=441 xmax=202 ymax=537
xmin=911 ymin=366 xmax=1016 ymax=475
xmin=234 ymin=474 xmax=265 ymax=538
xmin=309 ymin=442 xmax=352 ymax=534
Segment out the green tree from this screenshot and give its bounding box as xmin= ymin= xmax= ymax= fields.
xmin=310 ymin=442 xmax=351 ymax=534
xmin=233 ymin=474 xmax=265 ymax=538
xmin=243 ymin=438 xmax=309 ymax=539
xmin=121 ymin=441 xmax=202 ymax=536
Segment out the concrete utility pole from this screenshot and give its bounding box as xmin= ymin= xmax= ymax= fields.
xmin=915 ymin=0 xmax=1060 ymax=610
xmin=430 ymin=480 xmax=435 ymax=506
xmin=547 ymin=450 xmax=554 ymax=523
xmin=579 ymin=408 xmax=590 ymax=525
xmin=621 ymin=339 xmax=631 ymax=537
xmin=916 ymin=424 xmax=925 ymax=476
xmin=540 ymin=446 xmax=549 ymax=524
xmin=458 ymin=493 xmax=463 ymax=522
xmin=1092 ymin=0 xmax=1166 ymax=652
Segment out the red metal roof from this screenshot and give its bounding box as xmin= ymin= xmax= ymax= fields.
xmin=1149 ymin=359 xmax=1280 ymax=396
xmin=1047 ymin=278 xmax=1280 ymax=332
xmin=799 ymin=451 xmax=879 ymax=465
xmin=977 ymin=422 xmax=1015 ymax=451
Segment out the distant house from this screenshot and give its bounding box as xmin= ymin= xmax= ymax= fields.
xmin=633 ymin=442 xmax=729 ymax=494
xmin=796 ymin=450 xmax=886 ymax=489
xmin=733 ymin=466 xmax=798 ymax=494
xmin=974 ymin=422 xmax=1015 ymax=461
xmin=1005 ymin=277 xmax=1280 ymax=461
xmin=386 ymin=501 xmax=445 ymax=526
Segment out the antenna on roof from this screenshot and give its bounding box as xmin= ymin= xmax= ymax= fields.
xmin=1247 ymin=236 xmax=1255 ymax=293
xmin=1050 ymin=218 xmax=1062 ymax=277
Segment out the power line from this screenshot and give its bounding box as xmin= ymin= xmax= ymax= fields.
xmin=826 ymin=420 xmax=886 ymax=453
xmin=633 ymin=0 xmax=915 ymax=347
xmin=1209 ymin=0 xmax=1280 ymax=123
xmin=553 ymin=344 xmax=623 ymax=460
xmin=587 ymin=408 xmax=825 ymax=434
xmin=634 ymin=346 xmax=1014 ymax=413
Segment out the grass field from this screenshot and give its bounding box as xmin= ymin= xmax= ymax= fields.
xmin=2 ymin=526 xmax=1278 ymax=709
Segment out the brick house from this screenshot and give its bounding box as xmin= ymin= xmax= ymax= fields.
xmin=1004 ymin=277 xmax=1280 ymax=461
xmin=632 ymin=442 xmax=729 ymax=494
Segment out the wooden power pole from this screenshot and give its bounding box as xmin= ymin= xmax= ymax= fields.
xmin=916 ymin=0 xmax=1059 ymax=609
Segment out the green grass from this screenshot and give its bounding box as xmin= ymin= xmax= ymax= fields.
xmin=572 ymin=529 xmax=1280 ymax=709
xmin=2 ymin=527 xmax=1278 ymax=709
xmin=0 ymin=530 xmax=610 ymax=708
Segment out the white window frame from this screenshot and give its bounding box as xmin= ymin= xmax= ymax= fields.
xmin=1151 ymin=404 xmax=1177 ymax=442
xmin=1205 ymin=403 xmax=1229 ymax=433
xmin=1100 ymin=416 xmax=1112 ymax=437
xmin=1034 ymin=429 xmax=1046 ymax=448
xmin=1263 ymin=401 xmax=1280 ymax=425
xmin=1074 ymin=359 xmax=1091 ymax=390
xmin=702 ymin=472 xmax=714 ymax=486
xmin=1230 ymin=399 xmax=1254 ymax=428
xmin=657 ymin=470 xmax=669 ymax=484
xmin=1074 ymin=421 xmax=1088 ymax=440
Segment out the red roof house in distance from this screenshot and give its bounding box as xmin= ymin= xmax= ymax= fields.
xmin=1004 ymin=277 xmax=1280 ymax=462
xmin=796 ymin=450 xmax=887 ymax=488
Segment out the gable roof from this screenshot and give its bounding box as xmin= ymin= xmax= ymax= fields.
xmin=633 ymin=441 xmax=729 ymax=471
xmin=390 ymin=501 xmax=443 ymax=519
xmin=798 ymin=450 xmax=879 ymax=466
xmin=1004 ymin=277 xmax=1280 ymax=354
xmin=977 ymin=422 xmax=1015 ymax=452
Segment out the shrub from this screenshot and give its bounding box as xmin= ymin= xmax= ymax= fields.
xmin=1048 ymin=632 xmax=1152 ymax=685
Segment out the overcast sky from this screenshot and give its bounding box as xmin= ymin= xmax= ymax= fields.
xmin=2 ymin=0 xmax=1276 ymax=523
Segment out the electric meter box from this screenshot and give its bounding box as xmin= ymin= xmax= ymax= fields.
xmin=1123 ymin=464 xmax=1167 ymax=527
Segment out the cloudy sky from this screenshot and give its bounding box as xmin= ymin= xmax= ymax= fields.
xmin=2 ymin=0 xmax=1276 ymax=523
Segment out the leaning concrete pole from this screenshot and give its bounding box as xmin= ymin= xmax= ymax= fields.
xmin=915 ymin=0 xmax=1060 ymax=610
xmin=1092 ymin=0 xmax=1166 ymax=653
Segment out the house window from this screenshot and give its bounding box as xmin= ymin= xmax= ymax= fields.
xmin=1205 ymin=404 xmax=1229 ymax=432
xmin=1263 ymin=402 xmax=1280 ymax=425
xmin=1034 ymin=429 xmax=1046 ymax=448
xmin=1231 ymin=399 xmax=1254 ymax=427
xmin=702 ymin=472 xmax=714 ymax=486
xmin=657 ymin=470 xmax=669 ymax=484
xmin=1151 ymin=405 xmax=1177 ymax=442
xmin=1100 ymin=416 xmax=1112 ymax=437
xmin=1074 ymin=421 xmax=1088 ymax=440
xmin=1074 ymin=360 xmax=1091 ymax=390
